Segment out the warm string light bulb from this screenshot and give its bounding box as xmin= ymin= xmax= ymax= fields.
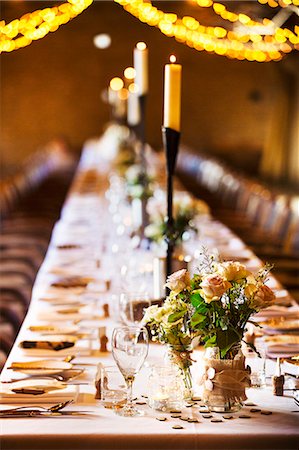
xmin=110 ymin=77 xmax=124 ymax=91
xmin=0 ymin=0 xmax=93 ymax=53
xmin=118 ymin=88 xmax=129 ymax=100
xmin=124 ymin=67 xmax=136 ymax=80
xmin=115 ymin=0 xmax=299 ymax=62
xmin=128 ymin=83 xmax=139 ymax=94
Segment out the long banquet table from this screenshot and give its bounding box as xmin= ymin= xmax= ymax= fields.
xmin=1 ymin=128 xmax=299 ymax=450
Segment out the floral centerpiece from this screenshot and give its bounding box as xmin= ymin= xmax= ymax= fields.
xmin=144 ymin=193 xmax=209 ymax=245
xmin=143 ymin=269 xmax=199 ymax=395
xmin=113 ymin=141 xmax=137 ymax=176
xmin=143 ymin=252 xmax=275 ymax=407
xmin=125 ymin=164 xmax=155 ymax=200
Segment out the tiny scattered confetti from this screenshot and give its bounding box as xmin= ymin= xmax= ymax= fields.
xmin=180 ymin=416 xmax=191 ymax=421
xmin=156 ymin=417 xmax=167 ymax=421
xmin=172 ymin=425 xmax=184 ymax=429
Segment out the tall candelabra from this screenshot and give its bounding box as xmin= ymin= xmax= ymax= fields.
xmin=162 ymin=126 xmax=180 ymax=280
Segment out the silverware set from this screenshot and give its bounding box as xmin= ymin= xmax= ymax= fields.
xmin=2 ymin=369 xmax=85 ymax=384
xmin=0 ymin=400 xmax=92 ymax=418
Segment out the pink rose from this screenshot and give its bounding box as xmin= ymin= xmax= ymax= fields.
xmin=165 ymin=269 xmax=190 ymax=294
xmin=251 ymin=285 xmax=276 ymax=310
xmin=199 ymin=274 xmax=232 ymax=303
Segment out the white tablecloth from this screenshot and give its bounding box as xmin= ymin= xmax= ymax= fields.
xmin=1 ymin=131 xmax=298 ymax=450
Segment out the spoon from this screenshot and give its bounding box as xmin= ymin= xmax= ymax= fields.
xmin=0 ymin=400 xmax=73 ymax=414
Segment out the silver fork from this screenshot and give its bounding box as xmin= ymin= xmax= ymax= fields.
xmin=2 ymin=369 xmax=84 ymax=384
xmin=0 ymin=400 xmax=73 ymax=414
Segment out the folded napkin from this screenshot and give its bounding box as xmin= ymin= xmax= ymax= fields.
xmin=19 ymin=335 xmax=91 ymax=356
xmin=0 ymin=379 xmax=79 ymax=404
xmin=9 ymin=360 xmax=73 ymax=372
xmin=51 ymin=276 xmax=94 ymax=289
xmin=19 ymin=335 xmax=78 ymax=352
xmin=56 ymin=244 xmax=82 ymax=250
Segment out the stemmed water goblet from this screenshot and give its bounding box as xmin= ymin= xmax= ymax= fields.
xmin=111 ymin=326 xmax=149 ymax=416
xmin=119 ymin=292 xmax=151 ymax=325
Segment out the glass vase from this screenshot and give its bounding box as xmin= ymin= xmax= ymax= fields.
xmin=202 ymin=346 xmax=251 ymax=413
xmin=165 ymin=344 xmax=193 ymax=399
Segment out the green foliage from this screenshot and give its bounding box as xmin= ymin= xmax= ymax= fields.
xmin=190 ymin=312 xmax=206 ymax=327
xmin=168 ymin=310 xmax=187 ymax=323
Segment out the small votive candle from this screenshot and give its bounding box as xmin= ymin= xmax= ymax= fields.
xmin=151 ymin=392 xmax=170 ymax=411
xmin=147 ymin=366 xmax=184 ymax=412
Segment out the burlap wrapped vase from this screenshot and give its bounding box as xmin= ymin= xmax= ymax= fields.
xmin=202 ymin=348 xmax=251 ymax=413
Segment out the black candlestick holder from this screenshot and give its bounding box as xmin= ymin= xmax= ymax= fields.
xmin=138 ymin=94 xmax=147 ymax=173
xmin=137 ymin=94 xmax=149 ymax=235
xmin=162 ymin=126 xmax=181 ymax=281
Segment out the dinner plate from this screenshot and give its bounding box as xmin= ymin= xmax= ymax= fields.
xmin=264 ymin=319 xmax=299 ymax=332
xmin=0 ymin=379 xmax=66 ymax=395
xmin=9 ymin=359 xmax=73 ymax=375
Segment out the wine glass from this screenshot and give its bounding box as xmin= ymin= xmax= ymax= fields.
xmin=111 ymin=326 xmax=149 ymax=416
xmin=119 ymin=292 xmax=151 ymax=325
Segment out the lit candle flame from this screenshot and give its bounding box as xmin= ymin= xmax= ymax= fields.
xmin=136 ymin=42 xmax=147 ymax=51
xmin=170 ymin=55 xmax=176 ymax=63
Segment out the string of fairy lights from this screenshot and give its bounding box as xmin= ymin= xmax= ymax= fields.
xmin=114 ymin=0 xmax=299 ymax=61
xmin=0 ymin=0 xmax=93 ymax=53
xmin=0 ymin=0 xmax=298 ymax=61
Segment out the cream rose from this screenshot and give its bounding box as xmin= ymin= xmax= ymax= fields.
xmin=165 ymin=269 xmax=190 ymax=294
xmin=250 ymin=284 xmax=276 ymax=310
xmin=199 ymin=274 xmax=232 ymax=303
xmin=217 ymin=261 xmax=250 ymax=282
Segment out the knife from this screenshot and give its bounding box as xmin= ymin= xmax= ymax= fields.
xmin=11 ymin=388 xmax=45 ymax=395
xmin=0 ymin=411 xmax=91 ymax=418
